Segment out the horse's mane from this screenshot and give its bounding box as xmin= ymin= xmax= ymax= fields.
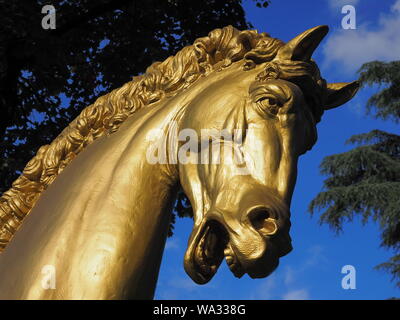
xmin=0 ymin=25 xmax=324 ymax=251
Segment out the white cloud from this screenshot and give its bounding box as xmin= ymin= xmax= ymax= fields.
xmin=283 ymin=266 xmax=295 ymax=286
xmin=158 ymin=290 xmax=180 ymax=300
xmin=249 ymin=245 xmax=326 ymax=300
xmin=167 ymin=275 xmax=217 ymax=293
xmin=323 ymin=0 xmax=400 ymax=73
xmin=169 ymin=276 xmax=199 ymax=291
xmin=165 ymin=237 xmax=180 ymax=250
xmin=393 ymin=0 xmax=400 ymax=11
xmin=251 ymin=275 xmax=277 ymax=300
xmin=327 ymin=0 xmax=359 ymax=10
xmin=282 ymin=289 xmax=310 ymax=300
xmin=346 ymin=96 xmax=365 ymax=117
xmin=304 ymin=245 xmax=328 ymax=268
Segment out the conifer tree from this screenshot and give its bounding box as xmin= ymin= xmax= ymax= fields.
xmin=309 ymin=61 xmax=400 ymax=287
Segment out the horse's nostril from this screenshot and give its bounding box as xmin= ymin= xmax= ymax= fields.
xmin=249 ymin=208 xmax=269 ymax=229
xmin=248 ymin=207 xmax=278 ymax=236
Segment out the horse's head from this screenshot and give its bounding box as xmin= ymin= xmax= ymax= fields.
xmin=176 ymin=26 xmax=359 ymax=284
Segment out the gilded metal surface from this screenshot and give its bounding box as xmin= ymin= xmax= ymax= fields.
xmin=0 ymin=25 xmax=358 ymax=299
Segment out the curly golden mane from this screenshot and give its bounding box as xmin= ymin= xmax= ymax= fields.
xmin=0 ymin=26 xmax=288 ymax=251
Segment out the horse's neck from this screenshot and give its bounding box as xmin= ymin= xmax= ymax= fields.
xmin=0 ymin=101 xmax=179 ymax=299
xmin=69 ymin=103 xmax=180 ymax=298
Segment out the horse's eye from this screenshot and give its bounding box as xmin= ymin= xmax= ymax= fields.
xmin=257 ymin=96 xmax=281 ymax=116
xmin=266 ymin=97 xmax=278 ymax=106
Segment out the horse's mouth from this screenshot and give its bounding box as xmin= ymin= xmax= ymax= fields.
xmin=224 ymin=242 xmax=245 ymax=278
xmin=185 ymin=218 xmax=291 ymax=284
xmin=188 ymin=220 xmax=229 ymax=284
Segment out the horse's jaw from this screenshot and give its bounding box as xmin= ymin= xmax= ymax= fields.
xmin=183 ymin=199 xmax=293 ymax=284
xmin=184 ymin=219 xmax=230 ymax=284
xmin=184 ymin=219 xmax=292 ymax=285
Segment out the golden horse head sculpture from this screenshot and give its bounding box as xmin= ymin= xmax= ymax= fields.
xmin=0 ymin=25 xmax=358 ymax=299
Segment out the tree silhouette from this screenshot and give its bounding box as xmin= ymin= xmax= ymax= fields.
xmin=309 ymin=61 xmax=400 ymax=287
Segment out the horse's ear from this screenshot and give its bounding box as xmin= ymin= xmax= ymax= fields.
xmin=276 ymin=25 xmax=329 ymax=61
xmin=324 ymin=81 xmax=360 ymax=110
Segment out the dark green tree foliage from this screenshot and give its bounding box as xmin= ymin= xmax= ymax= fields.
xmin=0 ymin=0 xmax=269 ymax=238
xmin=359 ymin=61 xmax=400 ymax=121
xmin=0 ymin=0 xmax=271 ymax=237
xmin=168 ymin=189 xmax=193 ymax=237
xmin=309 ymin=61 xmax=400 ymax=287
xmin=0 ymin=0 xmax=271 ymax=193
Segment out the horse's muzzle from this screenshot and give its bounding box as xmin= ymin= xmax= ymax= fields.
xmin=225 ymin=205 xmax=292 ymax=279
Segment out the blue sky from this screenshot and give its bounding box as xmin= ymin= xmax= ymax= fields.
xmin=155 ymin=0 xmax=400 ymax=300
